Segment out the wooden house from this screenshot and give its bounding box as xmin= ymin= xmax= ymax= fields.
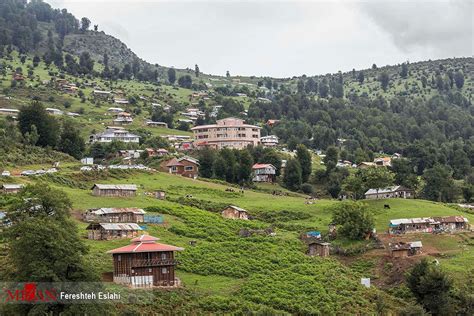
xmin=13 ymin=73 xmax=25 ymax=81
xmin=389 ymin=217 xmax=435 ymax=234
xmin=84 ymin=208 xmax=146 ymax=223
xmin=373 ymin=157 xmax=392 ymax=167
xmin=432 ymin=216 xmax=470 ymax=231
xmin=155 ymin=191 xmax=166 ymax=200
xmin=389 ymin=242 xmax=411 ymax=258
xmin=107 ymin=235 xmax=184 ymax=288
xmin=409 ymin=241 xmax=423 ymax=255
xmin=252 ymin=163 xmax=276 ymax=183
xmin=91 ymin=184 xmax=137 ymax=197
xmin=221 ymin=205 xmax=249 ymax=220
xmin=164 ymin=157 xmax=199 ymax=179
xmin=364 ymin=186 xmax=414 ymax=199
xmin=86 ymin=223 xmax=143 ymax=240
xmin=307 ymin=241 xmax=330 ymax=257
xmin=1 ymin=184 xmax=24 ymax=194
xmin=389 ymin=216 xmax=469 ymax=234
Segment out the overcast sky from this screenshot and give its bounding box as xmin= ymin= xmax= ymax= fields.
xmin=46 ymin=0 xmax=473 ymax=78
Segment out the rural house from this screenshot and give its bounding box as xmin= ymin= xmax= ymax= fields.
xmin=164 ymin=157 xmax=199 ymax=179
xmin=357 ymin=162 xmax=376 ymax=169
xmin=432 ymin=216 xmax=470 ymax=231
xmin=364 ymin=186 xmax=414 ymax=199
xmin=389 ymin=242 xmax=411 ymax=258
xmin=389 ymin=218 xmax=435 ymax=234
xmin=388 ymin=241 xmax=423 ymax=258
xmin=91 ymin=184 xmax=138 ymax=197
xmin=252 ymin=163 xmax=277 ymax=183
xmin=373 ymin=157 xmax=392 ymax=167
xmin=1 ymin=184 xmax=24 ymax=194
xmin=260 ymin=135 xmax=279 ymax=147
xmin=84 ymin=208 xmax=146 ymax=223
xmin=409 ymin=241 xmax=423 ymax=255
xmin=86 ymin=223 xmax=143 ymax=240
xmin=113 ymin=112 xmax=133 ymax=125
xmin=145 ymin=121 xmax=168 ymax=128
xmin=90 ymin=128 xmax=140 ymax=143
xmin=221 ymin=205 xmax=249 ymax=220
xmin=389 ymin=216 xmax=469 ymax=234
xmin=107 ymin=235 xmax=184 ymax=288
xmin=307 ymin=241 xmax=330 ymax=257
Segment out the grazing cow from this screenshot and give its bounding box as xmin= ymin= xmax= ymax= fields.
xmin=384 ymin=204 xmax=390 ymax=209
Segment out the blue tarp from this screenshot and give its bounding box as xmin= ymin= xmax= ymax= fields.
xmin=144 ymin=215 xmax=164 ymax=224
xmin=306 ymin=231 xmax=321 ymax=237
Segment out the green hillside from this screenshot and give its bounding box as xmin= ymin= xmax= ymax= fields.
xmin=2 ymin=167 xmax=473 ymax=314
xmin=0 ymin=1 xmax=473 ymax=315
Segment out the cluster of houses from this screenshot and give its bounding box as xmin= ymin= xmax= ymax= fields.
xmin=180 ymin=108 xmax=205 ymax=123
xmin=113 ymin=112 xmax=133 ymax=125
xmin=389 ymin=216 xmax=470 ymax=234
xmin=55 ymin=78 xmax=79 ymax=94
xmin=85 ymin=207 xmax=146 ymax=240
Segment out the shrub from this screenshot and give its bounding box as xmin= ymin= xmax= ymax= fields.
xmin=300 ymin=183 xmax=313 ymax=194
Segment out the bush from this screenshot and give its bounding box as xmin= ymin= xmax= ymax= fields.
xmin=332 ymin=201 xmax=374 ymax=240
xmin=300 ymin=183 xmax=313 ymax=194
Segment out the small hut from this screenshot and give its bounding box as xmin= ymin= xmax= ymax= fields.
xmin=221 ymin=205 xmax=249 ymax=220
xmin=389 ymin=242 xmax=411 ymax=258
xmin=409 ymin=241 xmax=423 ymax=255
xmin=155 ymin=191 xmax=166 ymax=200
xmin=1 ymin=184 xmax=24 ymax=194
xmin=307 ymin=241 xmax=330 ymax=257
xmin=91 ymin=184 xmax=137 ymax=197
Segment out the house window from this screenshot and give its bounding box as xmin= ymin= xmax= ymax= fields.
xmin=171 ymin=166 xmax=177 ymax=172
xmin=184 ymin=166 xmax=193 ymax=171
xmin=117 ymin=255 xmax=121 ymax=261
xmin=162 ymin=268 xmax=168 ymax=274
xmin=161 ymin=253 xmax=167 ymax=260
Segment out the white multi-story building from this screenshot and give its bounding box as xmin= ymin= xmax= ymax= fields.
xmin=90 ymin=129 xmax=140 ymax=143
xmin=191 ymin=117 xmax=261 ymax=149
xmin=260 ymin=135 xmax=279 ymax=147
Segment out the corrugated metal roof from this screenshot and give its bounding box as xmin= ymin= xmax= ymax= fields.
xmin=178 ymin=156 xmax=199 ymax=165
xmin=252 ymin=163 xmax=276 ymax=169
xmin=227 ymin=205 xmax=248 ymax=213
xmin=389 ymin=218 xmax=435 ymax=225
xmin=92 ymin=184 xmax=137 ymax=190
xmin=409 ymin=241 xmax=423 ymax=248
xmin=365 ymin=186 xmax=409 ymax=195
xmin=88 ymin=208 xmax=145 ymax=215
xmin=2 ymin=184 xmax=24 ymax=189
xmin=99 ymin=223 xmax=142 ymax=230
xmin=432 ymin=216 xmax=468 ymax=223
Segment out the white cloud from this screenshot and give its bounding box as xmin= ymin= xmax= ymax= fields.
xmin=44 ymin=0 xmax=473 ymax=77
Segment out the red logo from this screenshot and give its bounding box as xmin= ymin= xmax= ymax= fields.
xmin=3 ymin=283 xmax=57 ymax=303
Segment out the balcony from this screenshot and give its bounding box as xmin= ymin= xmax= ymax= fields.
xmin=131 ymin=259 xmax=178 ymax=267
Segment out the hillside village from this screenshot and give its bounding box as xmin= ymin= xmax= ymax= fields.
xmin=0 ymin=1 xmax=473 ymax=315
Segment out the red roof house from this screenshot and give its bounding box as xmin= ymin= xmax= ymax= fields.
xmin=252 ymin=163 xmax=276 ymax=183
xmin=107 ymin=235 xmax=184 ymax=288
